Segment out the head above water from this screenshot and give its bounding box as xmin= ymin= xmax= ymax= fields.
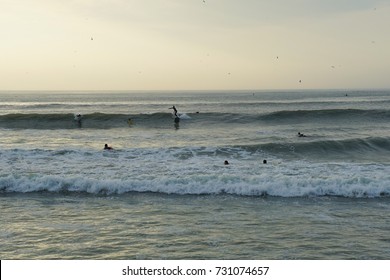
xmin=104 ymin=144 xmax=112 ymax=150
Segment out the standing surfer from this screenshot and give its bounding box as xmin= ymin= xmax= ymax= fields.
xmin=170 ymin=106 xmax=180 ymax=124
xmin=169 ymin=106 xmax=178 ymax=118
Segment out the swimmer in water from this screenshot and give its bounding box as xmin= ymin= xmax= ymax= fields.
xmin=104 ymin=144 xmax=113 ymax=150
xmin=298 ymin=132 xmax=307 ymax=137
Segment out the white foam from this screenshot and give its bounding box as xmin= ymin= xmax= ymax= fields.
xmin=1 ymin=148 xmax=389 ymax=197
xmin=0 ymin=150 xmax=390 ymax=197
xmin=178 ymin=113 xmax=191 ymax=120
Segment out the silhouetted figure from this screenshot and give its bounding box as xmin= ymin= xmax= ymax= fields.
xmin=104 ymin=144 xmax=113 ymax=150
xmin=169 ymin=106 xmax=178 ymax=117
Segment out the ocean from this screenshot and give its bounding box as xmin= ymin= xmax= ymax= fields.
xmin=1 ymin=90 xmax=390 ymax=259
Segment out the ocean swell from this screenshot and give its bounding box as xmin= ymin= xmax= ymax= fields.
xmin=1 ymin=109 xmax=389 ymax=129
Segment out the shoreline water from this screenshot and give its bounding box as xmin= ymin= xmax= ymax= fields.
xmin=2 ymin=192 xmax=390 ymax=259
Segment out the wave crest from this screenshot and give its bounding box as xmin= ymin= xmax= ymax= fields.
xmin=1 ymin=162 xmax=390 ymax=198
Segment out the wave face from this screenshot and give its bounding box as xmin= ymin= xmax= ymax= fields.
xmin=259 ymin=109 xmax=390 ymax=124
xmin=254 ymin=137 xmax=390 ymax=160
xmin=1 ymin=90 xmax=390 ymax=198
xmin=0 ymin=113 xmax=140 ymax=129
xmin=1 ymin=108 xmax=389 ymax=129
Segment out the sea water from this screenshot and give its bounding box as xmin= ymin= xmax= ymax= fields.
xmin=1 ymin=90 xmax=390 ymax=259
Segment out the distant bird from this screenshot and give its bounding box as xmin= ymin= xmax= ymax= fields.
xmin=91 ymin=37 xmax=93 ymax=41
xmin=299 ymin=80 xmax=302 ymax=83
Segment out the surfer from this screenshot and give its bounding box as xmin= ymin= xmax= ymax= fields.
xmin=104 ymin=144 xmax=113 ymax=150
xmin=74 ymin=113 xmax=82 ymax=127
xmin=169 ymin=106 xmax=178 ymax=117
xmin=298 ymin=132 xmax=307 ymax=137
xmin=224 ymin=160 xmax=229 ymax=165
xmin=74 ymin=113 xmax=82 ymax=121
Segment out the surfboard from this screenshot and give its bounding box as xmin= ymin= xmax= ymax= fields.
xmin=172 ymin=112 xmax=180 ymax=119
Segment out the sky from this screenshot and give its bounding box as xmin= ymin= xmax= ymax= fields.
xmin=1 ymin=0 xmax=389 ymax=90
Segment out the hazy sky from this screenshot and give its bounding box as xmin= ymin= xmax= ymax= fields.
xmin=1 ymin=0 xmax=389 ymax=90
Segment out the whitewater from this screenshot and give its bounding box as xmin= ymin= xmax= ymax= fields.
xmin=1 ymin=90 xmax=390 ymax=259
